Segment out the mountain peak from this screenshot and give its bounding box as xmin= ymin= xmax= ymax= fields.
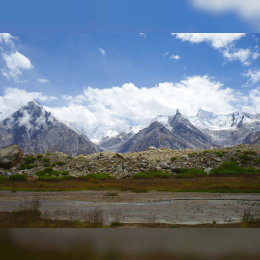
xmin=27 ymin=99 xmax=41 ymax=107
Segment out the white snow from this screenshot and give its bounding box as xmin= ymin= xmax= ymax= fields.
xmin=18 ymin=110 xmax=32 ymax=129
xmin=69 ymin=121 xmax=119 ymax=143
xmin=124 ymin=125 xmax=141 ymax=135
xmin=150 ymin=115 xmax=174 ymax=130
xmin=34 ymin=112 xmax=48 ymax=127
xmin=151 ymin=115 xmax=170 ymax=127
xmin=190 ymin=109 xmax=260 ymax=130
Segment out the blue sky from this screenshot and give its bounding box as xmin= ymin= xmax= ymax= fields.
xmin=1 ymin=0 xmax=260 ymax=32
xmin=1 ymin=1 xmax=260 ymax=137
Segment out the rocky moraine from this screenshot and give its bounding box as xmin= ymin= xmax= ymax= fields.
xmin=1 ymin=143 xmax=260 ymax=180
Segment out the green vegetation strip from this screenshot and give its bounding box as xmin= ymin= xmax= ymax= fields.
xmin=79 ymin=173 xmax=115 ymax=180
xmin=176 ymin=169 xmax=207 ymax=178
xmin=210 ymin=162 xmax=260 ymax=175
xmin=132 ymin=171 xmax=170 ymax=179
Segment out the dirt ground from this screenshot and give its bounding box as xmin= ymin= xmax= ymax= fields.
xmin=1 ymin=190 xmax=259 ymax=226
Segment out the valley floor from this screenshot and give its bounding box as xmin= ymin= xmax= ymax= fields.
xmin=1 ymin=189 xmax=260 ymax=227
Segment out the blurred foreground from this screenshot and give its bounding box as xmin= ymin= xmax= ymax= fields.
xmin=1 ymin=229 xmax=260 ymax=259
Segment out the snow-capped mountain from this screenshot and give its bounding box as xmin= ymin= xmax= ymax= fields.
xmin=99 ymin=108 xmax=260 ymax=152
xmin=187 ymin=109 xmax=260 ymax=147
xmin=0 ymin=100 xmax=100 ymax=155
xmin=118 ymin=109 xmax=216 ymax=153
xmin=0 ymin=99 xmax=55 ymax=132
xmin=2 ymin=99 xmax=260 ymax=154
xmin=151 ymin=115 xmax=173 ymax=131
xmin=98 ymin=125 xmax=141 ymax=152
xmin=189 ymin=109 xmax=260 ymax=130
xmin=124 ymin=125 xmax=141 ymax=135
xmin=98 ymin=116 xmax=174 ymax=151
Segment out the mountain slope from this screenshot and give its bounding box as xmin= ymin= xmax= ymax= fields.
xmin=0 ymin=100 xmax=100 ymax=156
xmin=118 ymin=121 xmax=190 ymax=153
xmin=168 ymin=109 xmax=216 ymax=149
xmin=99 ymin=125 xmax=141 ymax=152
xmin=109 ymin=109 xmax=217 ymax=153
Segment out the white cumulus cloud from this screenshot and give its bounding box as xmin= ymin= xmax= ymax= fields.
xmin=169 ymin=54 xmax=181 ymax=60
xmin=0 ymin=33 xmax=17 ymax=46
xmin=38 ymin=79 xmax=49 ymax=83
xmin=2 ymin=76 xmax=260 ymax=135
xmin=242 ymin=88 xmax=260 ymax=113
xmin=222 ymin=48 xmax=251 ymax=66
xmin=242 ymin=69 xmax=260 ymax=87
xmin=190 ymin=0 xmax=260 ymax=30
xmin=139 ymin=33 xmax=146 ymax=37
xmin=171 ymin=33 xmax=246 ymax=49
xmin=99 ymin=48 xmax=106 ymax=56
xmin=252 ymin=52 xmax=260 ymax=60
xmin=172 ymin=33 xmax=252 ymax=66
xmin=59 ymin=76 xmax=242 ymax=126
xmin=1 ymin=51 xmax=34 ymax=80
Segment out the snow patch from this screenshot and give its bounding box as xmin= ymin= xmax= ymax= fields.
xmin=151 ymin=115 xmax=171 ymax=128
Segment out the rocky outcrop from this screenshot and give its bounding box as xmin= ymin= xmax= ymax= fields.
xmin=0 ymin=144 xmax=23 ymax=170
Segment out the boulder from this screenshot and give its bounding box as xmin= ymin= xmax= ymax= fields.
xmin=181 ymin=154 xmax=189 ymax=160
xmin=28 ymin=170 xmax=36 ymax=176
xmin=160 ymin=162 xmax=170 ymax=169
xmin=148 ymin=146 xmax=157 ymax=150
xmin=113 ymin=153 xmax=124 ymax=160
xmin=4 ymin=171 xmax=12 ymax=178
xmin=204 ymin=167 xmax=213 ymax=175
xmin=0 ymin=144 xmax=23 ymax=170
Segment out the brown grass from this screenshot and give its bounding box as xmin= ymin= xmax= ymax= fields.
xmin=1 ymin=175 xmax=260 ymax=193
xmin=0 ymin=198 xmax=106 ymax=228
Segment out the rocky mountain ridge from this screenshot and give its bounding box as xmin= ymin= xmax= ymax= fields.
xmin=0 ymin=100 xmax=100 ymax=156
xmin=100 ymin=109 xmax=219 ymax=152
xmin=99 ymin=109 xmax=260 ymax=152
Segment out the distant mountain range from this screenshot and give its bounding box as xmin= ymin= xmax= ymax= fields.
xmin=98 ymin=109 xmax=260 ymax=152
xmin=1 ymin=100 xmax=260 ymax=155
